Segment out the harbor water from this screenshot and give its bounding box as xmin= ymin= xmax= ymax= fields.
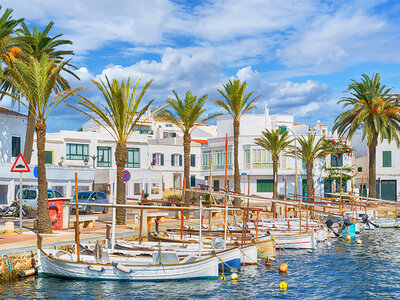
xmin=1 ymin=229 xmax=400 ymax=299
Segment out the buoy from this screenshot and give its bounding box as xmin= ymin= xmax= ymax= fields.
xmin=356 ymin=239 xmax=362 ymax=245
xmin=326 ymin=241 xmax=332 ymax=247
xmin=279 ymin=263 xmax=288 ymax=273
xmin=307 ymin=249 xmax=313 ymax=253
xmin=279 ymin=281 xmax=287 ymax=291
xmin=345 ymin=236 xmax=351 ymax=242
xmin=221 ymin=274 xmax=225 ymax=281
xmin=265 ymin=258 xmax=272 ymax=266
xmin=231 ymin=273 xmax=238 ymax=280
xmin=19 ymin=268 xmax=37 ymax=277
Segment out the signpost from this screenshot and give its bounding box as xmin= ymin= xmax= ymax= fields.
xmin=124 ymin=170 xmax=131 ymax=182
xmin=10 ymin=153 xmax=30 ymax=234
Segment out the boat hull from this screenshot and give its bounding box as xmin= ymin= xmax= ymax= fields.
xmin=38 ymin=249 xmax=219 ymax=281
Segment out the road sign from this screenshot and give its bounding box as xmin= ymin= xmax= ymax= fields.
xmin=241 ymin=172 xmax=247 ymax=176
xmin=318 ymin=177 xmax=324 ymax=183
xmin=33 ymin=166 xmax=38 ymax=178
xmin=123 ymin=170 xmax=131 ymax=182
xmin=11 ymin=153 xmax=30 ymax=173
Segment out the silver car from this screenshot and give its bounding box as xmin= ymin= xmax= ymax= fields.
xmin=15 ymin=188 xmax=64 ymax=209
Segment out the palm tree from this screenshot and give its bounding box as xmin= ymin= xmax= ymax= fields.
xmin=289 ymin=134 xmax=328 ymax=201
xmin=0 ymin=55 xmax=82 ymax=233
xmin=333 ymin=73 xmax=400 ymax=198
xmin=0 ymin=21 xmax=78 ymax=164
xmin=70 ymin=77 xmax=155 ymax=225
xmin=254 ymin=128 xmax=292 ymax=199
xmin=213 ymin=79 xmax=260 ymax=206
xmin=156 ymin=90 xmax=221 ymax=199
xmin=0 ymin=6 xmax=24 ymax=57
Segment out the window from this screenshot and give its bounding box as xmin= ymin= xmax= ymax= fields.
xmin=190 ymin=154 xmax=196 ymax=167
xmin=165 ymin=124 xmax=172 ymax=127
xmin=215 ymin=150 xmax=232 ymax=170
xmin=134 ymin=183 xmax=141 ymax=195
xmin=245 ymin=149 xmax=250 ymax=168
xmin=0 ymin=185 xmax=8 ymax=205
xmin=190 ymin=175 xmax=196 ymax=187
xmin=257 ymin=179 xmax=274 ymax=193
xmin=45 ymin=151 xmax=53 ymax=164
xmin=213 ymin=180 xmax=219 ymax=190
xmin=171 ymin=154 xmax=182 ymax=166
xmin=383 ymin=151 xmax=392 ymax=168
xmin=52 ymin=186 xmax=65 ymax=196
xmin=253 ymin=149 xmax=272 ymax=168
xmin=302 ymin=159 xmax=306 ymax=170
xmin=152 ymin=153 xmax=164 ymax=166
xmin=280 ymin=154 xmax=287 ymax=169
xmin=66 ymin=143 xmax=88 ymax=160
xmin=126 ymin=148 xmax=140 ymax=168
xmin=357 ymin=167 xmax=363 ymax=172
xmin=202 ymin=152 xmax=211 ymax=170
xmin=97 ymin=147 xmax=111 ymax=167
xmin=11 ymin=136 xmax=20 ymax=157
xmin=169 ymin=132 xmax=177 ymax=138
xmin=331 ymin=153 xmax=343 ymax=167
xmin=151 ymin=183 xmax=160 ymax=194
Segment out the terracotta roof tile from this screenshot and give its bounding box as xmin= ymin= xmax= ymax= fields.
xmin=0 ymin=106 xmax=27 ymax=118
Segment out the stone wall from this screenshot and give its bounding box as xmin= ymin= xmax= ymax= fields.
xmin=0 ymin=251 xmax=37 ymax=283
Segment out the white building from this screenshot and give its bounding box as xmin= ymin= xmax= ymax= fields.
xmin=201 ymin=105 xmax=352 ymax=199
xmin=0 ymin=107 xmax=95 ymax=207
xmin=352 ymin=133 xmax=399 ymax=200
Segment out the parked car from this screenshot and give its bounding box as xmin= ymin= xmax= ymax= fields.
xmin=70 ymin=191 xmax=109 ymax=214
xmin=15 ymin=188 xmax=64 ymax=210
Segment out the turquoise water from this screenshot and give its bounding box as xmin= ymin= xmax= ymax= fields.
xmin=1 ymin=229 xmax=400 ymax=299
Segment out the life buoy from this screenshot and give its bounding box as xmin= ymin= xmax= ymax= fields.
xmin=49 ymin=203 xmax=62 ymax=223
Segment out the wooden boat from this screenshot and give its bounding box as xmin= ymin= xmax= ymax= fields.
xmin=37 ymin=238 xmax=219 ymax=281
xmin=149 ymin=232 xmax=276 ymax=257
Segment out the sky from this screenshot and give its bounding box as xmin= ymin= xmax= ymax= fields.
xmin=3 ymin=0 xmax=400 ymax=132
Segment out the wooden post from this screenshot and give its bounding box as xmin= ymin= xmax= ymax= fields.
xmin=306 ymin=203 xmax=309 ymax=234
xmin=74 ymin=172 xmax=80 ymax=262
xmin=180 ymin=177 xmax=186 ymax=240
xmin=224 ymin=134 xmax=228 ymax=232
xmin=139 ymin=190 xmax=144 ymax=244
xmin=299 ymin=195 xmax=302 ymax=234
xmin=340 ymin=167 xmax=344 ymax=223
xmin=208 ymin=148 xmax=213 ymax=230
xmin=255 ymin=210 xmax=260 ymax=241
xmin=285 ymin=204 xmax=287 ymax=219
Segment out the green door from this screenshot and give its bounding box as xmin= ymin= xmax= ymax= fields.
xmin=213 ymin=180 xmax=219 ymax=191
xmin=302 ymin=179 xmax=307 ymax=196
xmin=359 ymin=184 xmax=367 ymax=197
xmin=376 ymin=180 xmax=396 ymax=201
xmin=324 ymin=179 xmax=332 ymax=198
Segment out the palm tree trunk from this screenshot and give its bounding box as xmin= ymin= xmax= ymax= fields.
xmin=115 ymin=143 xmax=127 ymax=225
xmin=183 ymin=133 xmax=191 ymax=193
xmin=368 ymin=133 xmax=378 ymax=198
xmin=233 ymin=119 xmax=241 ymax=206
xmin=183 ymin=133 xmax=191 ymax=219
xmin=23 ymin=104 xmax=35 ymax=164
xmin=306 ymin=161 xmax=313 ymax=203
xmin=35 ymin=120 xmax=52 ymax=233
xmin=272 ymin=155 xmax=279 ymax=217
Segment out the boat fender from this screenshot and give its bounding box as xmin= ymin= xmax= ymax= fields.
xmin=116 ymin=263 xmax=133 ymax=274
xmin=88 ymin=265 xmax=105 ymax=272
xmin=231 ymin=273 xmax=238 ymax=280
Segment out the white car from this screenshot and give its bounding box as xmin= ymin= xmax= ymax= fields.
xmin=15 ymin=188 xmax=64 ymax=209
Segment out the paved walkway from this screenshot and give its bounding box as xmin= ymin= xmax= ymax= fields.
xmin=0 ymin=217 xmax=216 ymax=255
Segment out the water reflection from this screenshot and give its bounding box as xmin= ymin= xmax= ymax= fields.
xmin=1 ymin=229 xmax=400 ymax=299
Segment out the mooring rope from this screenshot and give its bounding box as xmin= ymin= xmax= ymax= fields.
xmin=237 ymin=247 xmax=275 ymax=271
xmin=213 ymin=252 xmax=255 ymax=280
xmin=271 ymin=237 xmax=297 ymax=257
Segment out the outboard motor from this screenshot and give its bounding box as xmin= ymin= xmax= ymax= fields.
xmin=325 ymin=219 xmax=340 ymax=237
xmin=361 ymin=214 xmax=378 ymax=228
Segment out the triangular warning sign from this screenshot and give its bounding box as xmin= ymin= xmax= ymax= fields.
xmin=11 ymin=153 xmax=31 ymax=173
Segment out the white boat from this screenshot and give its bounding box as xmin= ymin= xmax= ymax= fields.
xmin=272 ymin=230 xmax=317 ymax=250
xmin=38 ymin=246 xmax=219 ymax=281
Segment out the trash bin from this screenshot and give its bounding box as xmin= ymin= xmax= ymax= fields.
xmin=48 ymin=198 xmax=70 ymax=230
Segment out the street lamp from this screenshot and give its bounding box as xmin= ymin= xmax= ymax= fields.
xmin=83 ymin=155 xmax=98 ymax=168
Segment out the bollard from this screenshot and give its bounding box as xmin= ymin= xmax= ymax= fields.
xmin=4 ymin=221 xmax=14 ymax=234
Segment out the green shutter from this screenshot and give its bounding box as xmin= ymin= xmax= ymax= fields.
xmin=44 ymin=151 xmax=53 ymax=164
xmin=383 ymin=151 xmax=392 ymax=167
xmin=257 ymin=179 xmax=274 ymax=193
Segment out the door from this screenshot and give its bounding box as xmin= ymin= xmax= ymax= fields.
xmin=302 ymin=179 xmax=307 ymax=196
xmin=173 ymin=174 xmax=182 ymax=188
xmin=376 ymin=180 xmax=397 ymax=201
xmin=213 ymin=180 xmax=219 ymax=191
xmin=324 ymin=179 xmax=332 ymax=198
xmin=359 ymin=184 xmax=367 ymax=197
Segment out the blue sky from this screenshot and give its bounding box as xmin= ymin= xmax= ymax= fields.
xmin=3 ymin=0 xmax=400 ymax=132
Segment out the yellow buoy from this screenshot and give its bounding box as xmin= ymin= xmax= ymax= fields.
xmin=345 ymin=236 xmax=351 ymax=242
xmin=356 ymin=239 xmax=362 ymax=245
xmin=279 ymin=263 xmax=288 ymax=273
xmin=221 ymin=274 xmax=225 ymax=281
xmin=279 ymin=281 xmax=287 ymax=291
xmin=265 ymin=259 xmax=272 ymax=266
xmin=231 ymin=273 xmax=238 ymax=280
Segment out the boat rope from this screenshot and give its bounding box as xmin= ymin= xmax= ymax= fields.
xmin=213 ymin=252 xmax=255 ymax=280
xmin=237 ymin=248 xmax=275 ymax=271
xmin=271 ymin=237 xmax=296 ymax=257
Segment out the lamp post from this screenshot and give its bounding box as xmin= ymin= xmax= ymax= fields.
xmin=84 ymin=155 xmax=104 ymax=168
